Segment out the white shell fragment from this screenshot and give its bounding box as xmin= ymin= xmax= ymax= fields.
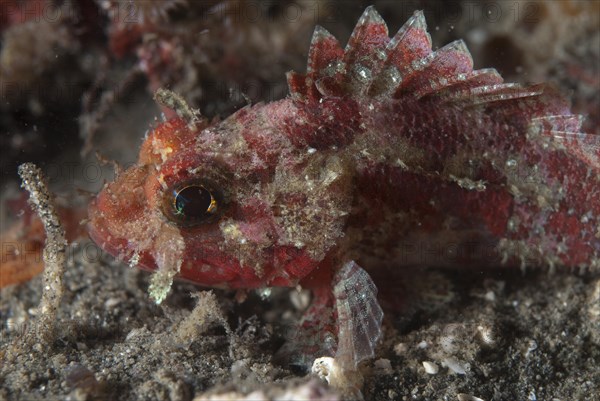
xmin=311 ymin=357 xmax=363 ymax=397
xmin=422 ymin=361 xmax=439 ymax=374
xmin=442 ymin=357 xmax=469 ymax=375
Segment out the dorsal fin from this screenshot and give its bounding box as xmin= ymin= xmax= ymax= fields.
xmin=341 ymin=6 xmax=389 ymax=94
xmin=418 ymin=68 xmax=503 ymax=99
xmin=288 ymin=8 xmax=548 ymax=106
xmin=550 ymin=132 xmax=600 ymax=171
xmin=530 ymin=115 xmax=600 ymax=170
xmin=343 ymin=6 xmax=389 ymax=68
xmin=307 ymin=26 xmax=344 ymax=75
xmin=287 ymin=25 xmax=343 ymax=100
xmin=394 ymin=39 xmax=473 ymax=97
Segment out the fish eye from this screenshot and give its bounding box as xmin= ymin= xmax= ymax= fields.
xmin=163 ymin=180 xmax=223 ymax=226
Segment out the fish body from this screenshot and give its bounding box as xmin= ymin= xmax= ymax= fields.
xmin=88 ymin=7 xmax=600 ymax=369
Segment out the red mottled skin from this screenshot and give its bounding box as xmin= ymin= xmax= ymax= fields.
xmin=88 ymin=8 xmax=600 ymax=369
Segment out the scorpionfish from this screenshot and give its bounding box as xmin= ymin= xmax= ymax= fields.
xmin=88 ymin=7 xmax=600 ymax=369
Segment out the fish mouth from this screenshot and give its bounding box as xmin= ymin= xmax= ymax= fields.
xmin=86 ymin=164 xmax=163 ymax=273
xmin=87 ymin=197 xmax=159 ymax=272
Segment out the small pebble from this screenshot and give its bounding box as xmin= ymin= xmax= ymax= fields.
xmin=422 ymin=361 xmax=439 ymax=375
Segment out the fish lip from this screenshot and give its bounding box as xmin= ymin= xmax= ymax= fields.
xmin=87 ymin=224 xmax=159 ymax=272
xmin=86 ymin=163 xmax=159 ymax=270
xmin=87 ymin=198 xmax=159 ymax=271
